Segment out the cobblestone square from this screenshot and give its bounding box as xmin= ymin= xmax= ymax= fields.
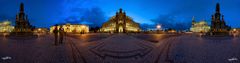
xmin=0 ymin=33 xmax=240 ymax=63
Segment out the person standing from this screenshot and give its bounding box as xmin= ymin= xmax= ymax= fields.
xmin=53 ymin=24 xmax=59 ymax=46
xmin=59 ymin=25 xmax=65 ymax=44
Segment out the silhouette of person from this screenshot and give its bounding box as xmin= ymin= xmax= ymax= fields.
xmin=53 ymin=24 xmax=59 ymax=45
xmin=59 ymin=25 xmax=65 ymax=44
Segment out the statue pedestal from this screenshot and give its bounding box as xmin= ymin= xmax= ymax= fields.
xmin=206 ymin=32 xmax=230 ymax=37
xmin=7 ymin=32 xmax=37 ymax=40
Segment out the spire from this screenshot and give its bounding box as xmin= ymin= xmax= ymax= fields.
xmin=119 ymin=8 xmax=123 ymax=13
xmin=20 ymin=3 xmax=24 ymax=13
xmin=216 ymin=3 xmax=220 ymax=13
xmin=192 ymin=16 xmax=195 ymax=23
xmin=192 ymin=16 xmax=195 ymax=26
xmin=192 ymin=16 xmax=195 ymax=21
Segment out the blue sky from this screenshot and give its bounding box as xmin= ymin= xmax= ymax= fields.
xmin=0 ymin=0 xmax=240 ymax=29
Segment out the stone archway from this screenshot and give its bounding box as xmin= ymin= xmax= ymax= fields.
xmin=119 ymin=26 xmax=123 ymax=32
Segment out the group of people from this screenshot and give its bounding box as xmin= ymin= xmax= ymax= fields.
xmin=53 ymin=24 xmax=65 ymax=45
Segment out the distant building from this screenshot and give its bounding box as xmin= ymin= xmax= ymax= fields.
xmin=100 ymin=8 xmax=141 ymax=33
xmin=0 ymin=20 xmax=14 ymax=32
xmin=13 ymin=3 xmax=34 ymax=32
xmin=166 ymin=28 xmax=177 ymax=33
xmin=209 ymin=3 xmax=231 ymax=34
xmin=50 ymin=23 xmax=89 ymax=33
xmin=33 ymin=28 xmax=48 ymax=33
xmin=190 ymin=17 xmax=210 ymax=32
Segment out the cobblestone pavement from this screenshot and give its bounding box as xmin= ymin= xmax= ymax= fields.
xmin=0 ymin=33 xmax=240 ymax=63
xmin=0 ymin=34 xmax=71 ymax=63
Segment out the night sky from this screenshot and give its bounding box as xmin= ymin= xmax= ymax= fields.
xmin=0 ymin=0 xmax=240 ymax=29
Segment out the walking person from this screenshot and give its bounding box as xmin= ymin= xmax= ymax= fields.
xmin=53 ymin=24 xmax=59 ymax=46
xmin=59 ymin=25 xmax=65 ymax=44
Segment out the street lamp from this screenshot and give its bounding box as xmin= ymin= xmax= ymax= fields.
xmin=156 ymin=24 xmax=162 ymax=34
xmin=156 ymin=24 xmax=161 ymax=30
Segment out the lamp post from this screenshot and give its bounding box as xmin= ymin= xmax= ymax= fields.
xmin=157 ymin=24 xmax=161 ymax=30
xmin=232 ymin=28 xmax=238 ymax=37
xmin=156 ymin=24 xmax=161 ymax=33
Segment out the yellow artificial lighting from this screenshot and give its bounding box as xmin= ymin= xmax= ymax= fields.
xmin=100 ymin=8 xmax=141 ymax=33
xmin=0 ymin=21 xmax=14 ymax=32
xmin=50 ymin=23 xmax=89 ymax=33
xmin=190 ymin=20 xmax=210 ymax=33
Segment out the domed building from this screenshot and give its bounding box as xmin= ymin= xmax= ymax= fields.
xmin=190 ymin=17 xmax=210 ymax=33
xmin=100 ymin=8 xmax=141 ymax=33
xmin=0 ymin=20 xmax=14 ymax=32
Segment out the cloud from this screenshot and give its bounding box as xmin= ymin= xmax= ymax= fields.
xmin=0 ymin=14 xmax=16 ymax=25
xmin=151 ymin=14 xmax=191 ymax=30
xmin=1 ymin=0 xmax=240 ymax=28
xmin=63 ymin=7 xmax=106 ymax=27
xmin=61 ymin=0 xmax=106 ymax=27
xmin=149 ymin=0 xmax=217 ymax=30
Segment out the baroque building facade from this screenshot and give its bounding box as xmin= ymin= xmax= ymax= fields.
xmin=190 ymin=17 xmax=210 ymax=33
xmin=50 ymin=23 xmax=89 ymax=34
xmin=0 ymin=20 xmax=14 ymax=32
xmin=100 ymin=8 xmax=141 ymax=33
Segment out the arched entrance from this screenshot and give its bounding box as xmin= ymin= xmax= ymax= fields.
xmin=119 ymin=26 xmax=123 ymax=32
